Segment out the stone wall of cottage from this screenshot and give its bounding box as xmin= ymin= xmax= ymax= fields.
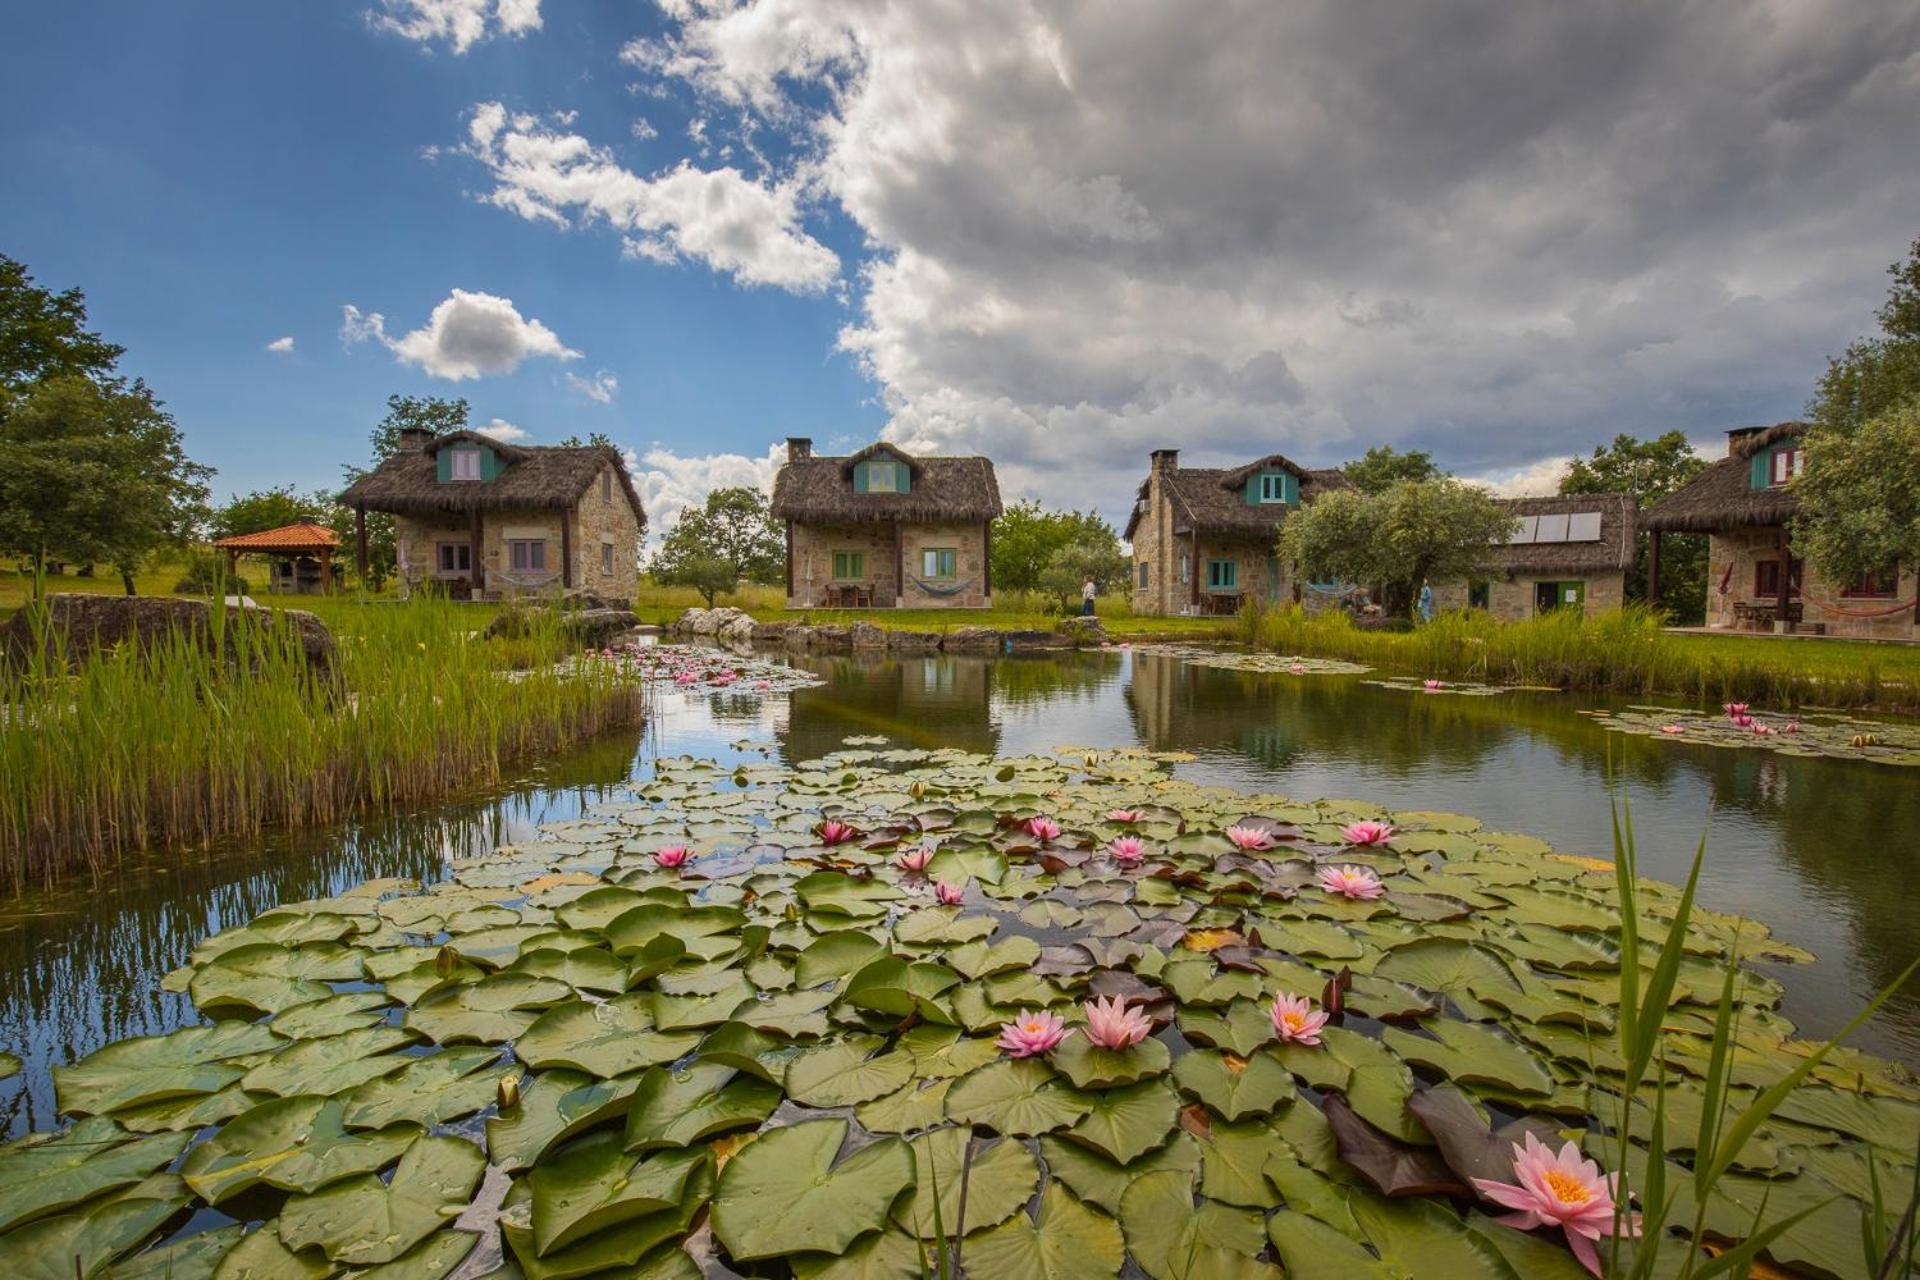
xmin=1704 ymin=528 xmax=1916 ymax=639
xmin=394 ymin=488 xmax=640 ymax=604
xmin=575 ymin=466 xmax=643 ymax=603
xmin=1430 ymin=570 xmax=1627 ymax=620
xmin=788 ymin=520 xmax=991 ymax=609
xmin=1131 ymin=520 xmax=1297 ymax=616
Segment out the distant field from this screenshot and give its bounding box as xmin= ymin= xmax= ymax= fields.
xmin=627 ymin=584 xmax=1225 ymax=637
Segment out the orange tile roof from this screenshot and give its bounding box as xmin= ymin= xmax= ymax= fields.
xmin=211 ymin=520 xmax=341 ymax=550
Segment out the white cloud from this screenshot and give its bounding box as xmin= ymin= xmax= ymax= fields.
xmin=566 ymin=370 xmax=619 ymax=404
xmin=475 ymin=417 xmax=529 ymax=441
xmin=368 ymin=0 xmax=540 ymax=54
xmin=454 ymin=103 xmax=840 ymax=292
xmin=632 ymin=441 xmax=785 ymax=548
xmin=265 ymin=336 xmax=295 ymax=354
xmin=630 ymin=117 xmax=659 ymax=141
xmin=1464 ymin=456 xmax=1574 ymax=498
xmin=339 ymin=289 xmax=580 ymax=381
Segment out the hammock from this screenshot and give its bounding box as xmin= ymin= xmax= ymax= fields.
xmin=1799 ymin=592 xmax=1917 ymax=619
xmin=909 ymin=577 xmax=978 ymax=597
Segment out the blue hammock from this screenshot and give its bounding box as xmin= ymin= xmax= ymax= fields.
xmin=910 ymin=576 xmax=978 ymax=597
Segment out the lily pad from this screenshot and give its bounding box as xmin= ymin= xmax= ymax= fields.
xmin=623 ymin=1062 xmax=780 ymax=1152
xmin=276 ymin=1134 xmax=485 ymax=1265
xmin=709 ymin=1119 xmax=915 ymax=1261
xmin=961 ymin=1182 xmax=1125 ymax=1279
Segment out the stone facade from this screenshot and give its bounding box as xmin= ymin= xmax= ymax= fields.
xmin=1430 ymin=571 xmax=1626 ymax=620
xmin=787 ymin=519 xmax=991 ymax=609
xmin=1705 ymin=527 xmax=1916 ymax=639
xmin=395 ymin=461 xmax=641 ymax=603
xmin=1129 ymin=463 xmax=1303 ymax=616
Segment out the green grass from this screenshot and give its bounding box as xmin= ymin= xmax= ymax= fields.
xmin=0 ymin=594 xmax=643 ymax=884
xmin=1235 ymin=601 xmax=1920 ymax=710
xmin=629 ymin=584 xmax=1225 ymax=637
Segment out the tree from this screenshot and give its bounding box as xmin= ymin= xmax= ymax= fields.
xmin=339 ymin=396 xmax=466 ymax=591
xmin=1341 ymin=445 xmax=1439 ymax=493
xmin=1792 ymin=398 xmax=1920 ymax=593
xmin=0 ymin=253 xmax=125 ymax=397
xmin=557 ymin=432 xmax=615 ymax=448
xmin=211 ymin=486 xmax=331 ymax=541
xmin=1561 ymin=431 xmax=1710 ymax=623
xmin=1277 ymin=478 xmax=1515 ymax=617
xmin=0 ymin=375 xmax=210 ymax=596
xmin=991 ymin=501 xmax=1120 ymax=595
xmin=1807 ymin=237 xmax=1920 ymax=437
xmin=649 ymin=488 xmax=784 ymax=605
xmin=1036 ymin=531 xmax=1131 ymax=613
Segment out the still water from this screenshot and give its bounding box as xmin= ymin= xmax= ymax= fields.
xmin=2 ymin=647 xmax=1915 ymax=1137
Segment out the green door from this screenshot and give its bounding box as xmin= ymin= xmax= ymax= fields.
xmin=1562 ymin=580 xmax=1586 ymax=611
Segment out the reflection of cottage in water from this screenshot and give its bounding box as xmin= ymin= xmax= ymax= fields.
xmin=774 ymin=653 xmax=999 ymax=760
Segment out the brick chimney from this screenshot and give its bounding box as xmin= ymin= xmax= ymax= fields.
xmin=787 ymin=437 xmax=813 ymax=462
xmin=1150 ymin=448 xmax=1179 ymax=473
xmin=397 ymin=427 xmax=434 ymax=453
xmin=1724 ymin=426 xmax=1763 ymax=458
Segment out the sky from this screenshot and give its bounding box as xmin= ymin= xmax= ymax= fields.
xmin=4 ymin=1 xmax=1917 ymax=542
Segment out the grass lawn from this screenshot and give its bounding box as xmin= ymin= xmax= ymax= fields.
xmin=626 ymin=583 xmax=1226 ymax=637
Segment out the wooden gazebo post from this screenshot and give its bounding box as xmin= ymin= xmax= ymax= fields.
xmin=320 ymin=548 xmax=334 ymax=593
xmin=355 ymin=505 xmax=368 ymax=580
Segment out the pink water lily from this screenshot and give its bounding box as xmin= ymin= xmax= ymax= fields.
xmin=1106 ymin=808 xmax=1144 ymax=823
xmin=653 ymin=846 xmax=690 ymax=869
xmin=1731 ymin=713 xmax=1755 ymax=728
xmin=1270 ymin=992 xmax=1331 ymax=1046
xmin=752 ymin=679 xmax=772 ymax=691
xmin=1660 ymin=725 xmax=1684 ymax=735
xmin=1319 ymin=864 xmax=1386 ymax=899
xmin=817 ymin=819 xmax=858 ymax=846
xmin=895 ymin=847 xmax=934 ymax=873
xmin=996 ymin=1010 xmax=1071 ymax=1058
xmin=1752 ymin=722 xmax=1775 ymax=735
xmin=1289 ymin=662 xmax=1307 ymax=675
xmin=933 ymin=880 xmax=966 ymax=906
xmin=1423 ymin=678 xmax=1444 ymax=691
xmin=1472 ymin=1133 xmax=1639 ymax=1276
xmin=1724 ymin=701 xmax=1750 ymax=717
xmin=1224 ymin=824 xmax=1275 ymax=851
xmin=1082 ymin=995 xmax=1154 ymax=1050
xmin=1341 ymin=820 xmax=1394 ymax=846
xmin=673 ymin=671 xmax=698 ymax=685
xmin=1108 ymin=835 xmax=1146 ymax=865
xmin=1026 ymin=816 xmax=1062 ymax=843
xmin=1783 ymin=720 xmax=1800 ymax=734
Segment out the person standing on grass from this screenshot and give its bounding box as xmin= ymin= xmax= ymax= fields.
xmin=1082 ymin=576 xmax=1097 ymax=617
xmin=1417 ymin=578 xmax=1434 ymax=623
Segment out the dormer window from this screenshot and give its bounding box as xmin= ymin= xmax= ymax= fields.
xmin=1257 ymin=473 xmax=1287 ymax=503
xmin=1768 ymin=447 xmax=1801 ymax=486
xmin=448 ymin=447 xmax=481 ymax=481
xmin=867 ymin=459 xmax=902 ymax=492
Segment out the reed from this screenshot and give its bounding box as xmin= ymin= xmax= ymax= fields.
xmin=1234 ymin=601 xmax=1917 ymax=709
xmin=0 ymin=596 xmax=644 ymax=885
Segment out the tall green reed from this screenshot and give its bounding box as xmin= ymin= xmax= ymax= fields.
xmin=0 ymin=597 xmax=644 ymax=885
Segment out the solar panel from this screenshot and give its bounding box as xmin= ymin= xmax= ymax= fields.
xmin=1535 ymin=512 xmax=1571 ymax=542
xmin=1509 ymin=515 xmax=1538 ymax=544
xmin=1567 ymin=511 xmax=1602 ymax=542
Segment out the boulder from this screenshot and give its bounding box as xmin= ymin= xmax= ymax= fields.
xmin=558 ymin=589 xmax=629 ymax=611
xmin=562 ymin=608 xmax=640 ymax=648
xmin=1006 ymin=629 xmax=1071 ymax=652
xmin=672 ymin=607 xmax=715 ymax=635
xmin=717 ymin=613 xmax=758 ymax=645
xmin=885 ymin=630 xmax=943 ymax=654
xmin=1 ymin=594 xmax=338 ymax=684
xmin=848 ymin=622 xmax=888 ymax=648
xmin=803 ymin=625 xmax=852 ymax=650
xmin=750 ymin=622 xmax=793 ymax=644
xmin=1055 ymin=616 xmax=1109 ymax=646
xmin=943 ymin=627 xmax=1004 ymax=653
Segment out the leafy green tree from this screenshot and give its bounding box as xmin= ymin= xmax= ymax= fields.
xmin=649 ymin=488 xmax=784 ymax=605
xmin=1561 ymin=431 xmax=1709 ymax=623
xmin=1277 ymin=478 xmax=1514 ymax=617
xmin=1340 ymin=445 xmax=1439 ymax=493
xmin=211 ymin=486 xmax=331 ymax=541
xmin=991 ymin=501 xmax=1120 ymax=595
xmin=0 ymin=253 xmax=125 ymax=397
xmin=1807 ymin=236 xmax=1920 ymax=436
xmin=1036 ymin=531 xmax=1131 ymax=614
xmin=557 ymin=431 xmax=615 ymax=448
xmin=0 ymin=376 xmax=210 ymax=596
xmin=1792 ymin=398 xmax=1920 ymax=592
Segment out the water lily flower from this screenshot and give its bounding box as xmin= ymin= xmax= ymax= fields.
xmin=996 ymin=1010 xmax=1071 ymax=1058
xmin=1423 ymin=678 xmax=1444 ymax=691
xmin=1724 ymin=701 xmax=1750 ymax=717
xmin=1108 ymin=836 xmax=1146 ymax=865
xmin=1783 ymin=720 xmax=1800 ymax=734
xmin=933 ymin=880 xmax=966 ymax=906
xmin=752 ymin=679 xmax=772 ymax=691
xmin=674 ymin=671 xmax=698 ymax=685
xmin=817 ymin=819 xmax=858 ymax=846
xmin=1106 ymin=808 xmax=1144 ymax=823
xmin=895 ymin=847 xmax=934 ymax=873
xmin=1660 ymin=725 xmax=1684 ymax=735
xmin=1026 ymin=816 xmax=1062 ymax=843
xmin=1082 ymin=995 xmax=1154 ymax=1050
xmin=1319 ymin=864 xmax=1386 ymax=899
xmin=1471 ymin=1133 xmax=1639 ymax=1276
xmin=1224 ymin=824 xmax=1275 ymax=851
xmin=1289 ymin=662 xmax=1306 ymax=675
xmin=653 ymin=846 xmax=690 ymax=869
xmin=1752 ymin=723 xmax=1775 ymax=736
xmin=1731 ymin=713 xmax=1754 ymax=728
xmin=1270 ymin=992 xmax=1331 ymax=1046
xmin=1341 ymin=820 xmax=1394 ymax=846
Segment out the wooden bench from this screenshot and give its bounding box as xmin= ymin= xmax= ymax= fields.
xmin=1200 ymin=592 xmax=1244 ymax=617
xmin=1732 ymin=600 xmax=1802 ymax=630
xmin=825 ymin=584 xmax=874 ymax=609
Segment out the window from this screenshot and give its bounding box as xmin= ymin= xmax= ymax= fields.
xmin=508 ymin=540 xmax=547 ymax=572
xmin=1207 ymin=559 xmax=1238 ymax=590
xmin=1468 ymin=581 xmax=1490 ymax=610
xmin=1138 ymin=561 xmax=1150 ymax=590
xmin=1769 ymin=447 xmax=1802 ymax=486
xmin=1754 ymin=558 xmax=1802 ymax=598
xmin=1843 ymin=567 xmax=1897 ymax=598
xmin=1258 ymin=473 xmax=1287 ymax=503
xmin=833 ymin=551 xmax=865 ymax=580
xmin=448 ymin=448 xmax=481 ymax=481
xmin=601 ymin=542 xmax=614 ymax=575
xmin=865 ymin=460 xmax=901 ymax=493
xmin=921 ymin=547 xmax=957 ymax=579
xmin=601 ymin=470 xmax=613 ymax=503
xmin=435 ymin=544 xmax=471 ymax=575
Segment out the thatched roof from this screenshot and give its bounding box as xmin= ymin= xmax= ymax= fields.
xmin=771 ymin=445 xmax=1001 ymax=525
xmin=1123 ymin=457 xmax=1351 ymax=540
xmin=1640 ymin=423 xmax=1803 ymax=533
xmin=339 ymin=435 xmax=646 ymax=532
xmin=1485 ymin=493 xmax=1637 ymax=574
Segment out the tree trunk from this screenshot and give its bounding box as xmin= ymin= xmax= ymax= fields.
xmin=121 ymin=569 xmax=137 ymax=596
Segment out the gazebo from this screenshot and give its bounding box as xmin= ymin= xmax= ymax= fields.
xmin=210 ymin=520 xmax=341 ymax=595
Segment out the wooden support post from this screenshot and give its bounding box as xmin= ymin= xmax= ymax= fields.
xmin=983 ymin=521 xmax=993 ymax=600
xmin=1646 ymin=529 xmax=1661 ymax=610
xmin=470 ymin=508 xmax=485 ymax=595
xmin=355 ymin=506 xmax=368 ymax=579
xmin=1775 ymin=525 xmax=1791 ymax=631
xmin=320 ymin=550 xmax=334 ymax=593
xmin=561 ymin=512 xmax=574 ymax=590
xmin=785 ymin=521 xmax=795 ymax=600
xmin=894 ymin=520 xmax=904 ymax=608
xmin=1191 ymin=532 xmax=1201 ymax=611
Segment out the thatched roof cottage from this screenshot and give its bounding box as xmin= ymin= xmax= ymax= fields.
xmin=340 ymin=428 xmax=647 ymax=602
xmin=1124 ymin=450 xmax=1352 ymax=616
xmin=1430 ymin=493 xmax=1638 ymax=618
xmin=1642 ymin=423 xmax=1915 ymax=638
xmin=770 ymin=439 xmax=1002 ymax=609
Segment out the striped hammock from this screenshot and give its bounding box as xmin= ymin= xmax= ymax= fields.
xmin=910 ymin=576 xmax=977 ymax=597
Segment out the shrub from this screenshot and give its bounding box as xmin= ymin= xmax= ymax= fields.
xmin=172 ymin=548 xmax=248 ymax=598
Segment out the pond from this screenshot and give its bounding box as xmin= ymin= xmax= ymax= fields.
xmin=3 ymin=643 xmax=1914 ymax=1146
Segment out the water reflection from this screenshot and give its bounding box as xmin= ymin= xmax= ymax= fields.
xmin=3 ymin=645 xmax=1916 ymax=1138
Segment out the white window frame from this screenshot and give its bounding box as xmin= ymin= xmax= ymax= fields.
xmin=1258 ymin=473 xmax=1286 ymax=503
xmin=867 ymin=459 xmax=900 ymax=493
xmin=448 ymin=448 xmax=482 ymax=481
xmin=1770 ymin=447 xmax=1802 ymax=486
xmin=921 ymin=547 xmax=957 ymax=579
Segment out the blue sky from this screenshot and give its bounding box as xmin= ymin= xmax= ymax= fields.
xmin=5 ymin=2 xmax=1917 ymax=536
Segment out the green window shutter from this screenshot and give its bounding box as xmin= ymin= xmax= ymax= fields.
xmin=436 ymin=451 xmax=452 ymax=483
xmin=897 ymin=464 xmax=909 ymax=494
xmin=1749 ymin=450 xmax=1769 ymax=490
xmin=1244 ymin=474 xmax=1260 ymax=505
xmin=1284 ymin=473 xmax=1299 ymax=504
xmin=480 ymin=447 xmax=503 ymax=481
xmin=853 ymin=462 xmax=868 ymax=494
xmin=833 ymin=551 xmax=865 ymax=580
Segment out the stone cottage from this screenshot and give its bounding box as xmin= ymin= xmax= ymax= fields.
xmin=1641 ymin=422 xmax=1915 ymax=638
xmin=339 ymin=428 xmax=646 ymax=603
xmin=1124 ymin=450 xmax=1352 ymax=616
xmin=1430 ymin=493 xmax=1637 ymax=619
xmin=770 ymin=439 xmax=1002 ymax=609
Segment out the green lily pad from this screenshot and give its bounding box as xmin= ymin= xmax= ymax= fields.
xmin=1064 ymin=1078 xmax=1179 ymax=1164
xmin=486 ymin=1069 xmax=644 ymax=1171
xmin=109 ymin=1222 xmax=246 ymax=1280
xmin=945 ymin=1059 xmax=1095 ymax=1136
xmin=962 ymin=1181 xmax=1127 ymax=1280
xmin=892 ymin=1128 xmax=1039 ymax=1238
xmin=623 ymin=1063 xmax=780 ymax=1152
xmin=1171 ymin=1050 xmax=1296 ymax=1121
xmin=181 ymin=1095 xmax=420 ymax=1202
xmin=1 ymin=1174 xmax=193 ymax=1280
xmin=1176 ymin=1001 xmax=1275 ymax=1057
xmin=406 ymin=973 xmax=573 ymax=1044
xmin=1039 ymin=1132 xmax=1200 ymax=1215
xmin=842 ymin=956 xmax=962 ymax=1025
xmin=1117 ymin=1169 xmax=1269 ymax=1280
xmin=239 ymin=1025 xmax=417 ymax=1097
xmin=0 ymin=1118 xmax=191 ymax=1235
xmin=343 ymin=1045 xmax=505 ymax=1129
xmin=1050 ymin=1035 xmax=1171 ymax=1090
xmin=516 ymin=996 xmax=702 ymax=1078
xmin=1381 ymin=1020 xmax=1553 ymax=1097
xmin=53 ymin=1021 xmax=282 ymax=1116
xmin=276 ymin=1134 xmax=485 ymax=1265
xmin=527 ymin=1131 xmax=709 ymax=1256
xmin=709 ymin=1119 xmax=914 ymax=1261
xmin=785 ymin=1036 xmax=916 ymax=1107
